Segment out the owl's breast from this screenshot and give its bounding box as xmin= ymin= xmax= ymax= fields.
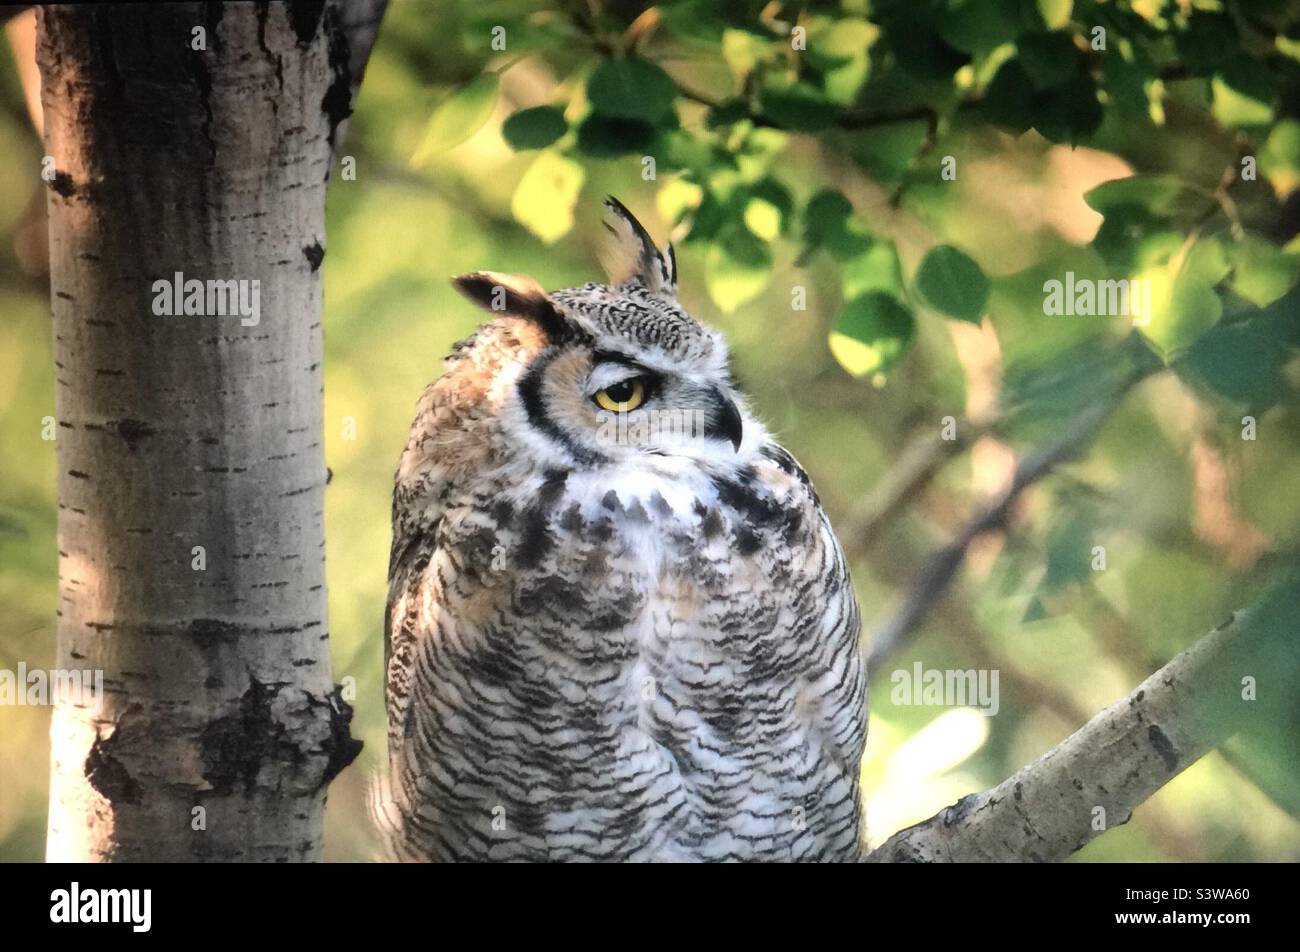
xmin=407 ymin=442 xmax=863 ymax=859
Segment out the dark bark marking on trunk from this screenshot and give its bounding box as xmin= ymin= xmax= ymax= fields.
xmin=287 ymin=0 xmax=327 ymax=46
xmin=49 ymin=171 xmax=76 ymax=197
xmin=86 ymin=732 xmax=143 ymax=806
xmin=199 ymin=675 xmax=296 ymax=795
xmin=320 ymin=6 xmax=352 ymax=152
xmin=253 ymin=1 xmax=284 ymax=93
xmin=116 ymin=418 xmax=157 ymax=451
xmin=303 ymin=239 xmax=324 ymax=270
xmin=319 ymin=686 xmax=363 ymax=788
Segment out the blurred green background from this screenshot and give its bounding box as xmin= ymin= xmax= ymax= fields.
xmin=3 ymin=0 xmax=1300 ymax=861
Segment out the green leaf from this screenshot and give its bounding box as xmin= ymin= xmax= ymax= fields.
xmin=801 ymin=189 xmax=871 ymax=262
xmin=1022 ymin=595 xmax=1050 ymax=624
xmin=1037 ymin=0 xmax=1073 ymax=30
xmin=705 ymin=227 xmax=772 ymax=312
xmin=1228 ymin=235 xmax=1300 ymax=308
xmin=1259 ymin=119 xmax=1300 ymax=198
xmin=984 ymin=57 xmax=1100 ymax=144
xmin=510 ymin=151 xmax=585 ymax=245
xmin=1032 ymin=73 xmax=1102 ymax=144
xmin=502 ymin=106 xmax=568 ymax=151
xmin=411 ymin=73 xmax=499 ymax=166
xmin=808 ymin=18 xmax=878 ymax=104
xmin=1212 ymin=58 xmax=1276 ymax=129
xmin=1016 ymin=32 xmax=1081 ymax=88
xmin=1083 ymin=175 xmax=1200 ymax=217
xmin=842 ymin=241 xmax=904 ymax=299
xmin=844 ymin=120 xmax=929 ymax=183
xmin=1177 ymin=300 xmax=1298 ymax=410
xmin=1182 ymin=235 xmax=1231 ymax=287
xmin=1042 ymin=513 xmax=1095 ymax=591
xmin=829 ymin=292 xmax=916 ymax=378
xmin=575 ymin=115 xmax=656 ymax=157
xmin=587 ymin=58 xmax=679 ymax=124
xmin=1137 ymin=266 xmax=1222 ymax=361
xmin=1090 ymin=206 xmax=1184 ymax=272
xmin=721 ymin=29 xmax=768 ymax=87
xmin=1175 ymin=12 xmax=1238 ymax=74
xmin=983 ymin=59 xmax=1035 ymax=133
xmin=743 ymin=198 xmax=781 ymax=242
xmin=915 ymin=245 xmax=990 ymax=322
xmin=758 ymin=82 xmax=843 ymax=131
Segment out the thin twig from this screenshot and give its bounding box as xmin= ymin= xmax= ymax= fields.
xmin=841 ymin=413 xmax=997 ymax=561
xmin=865 ymin=379 xmax=1143 ymax=674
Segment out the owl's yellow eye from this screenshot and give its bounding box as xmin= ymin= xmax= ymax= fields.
xmin=593 ymin=378 xmax=646 ymax=413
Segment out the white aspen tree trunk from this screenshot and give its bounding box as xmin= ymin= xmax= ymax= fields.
xmin=40 ymin=2 xmax=369 ymax=862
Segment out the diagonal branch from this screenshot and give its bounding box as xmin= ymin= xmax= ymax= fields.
xmin=866 ymin=577 xmax=1299 ymax=862
xmin=864 ymin=357 xmax=1156 ymax=674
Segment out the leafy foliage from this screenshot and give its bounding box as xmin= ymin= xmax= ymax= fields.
xmin=406 ymin=0 xmax=1300 ymax=395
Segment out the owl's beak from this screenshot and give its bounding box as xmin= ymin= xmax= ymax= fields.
xmin=705 ymin=388 xmax=744 ymax=452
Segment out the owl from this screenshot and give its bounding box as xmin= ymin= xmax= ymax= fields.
xmin=380 ymin=198 xmax=866 ymax=862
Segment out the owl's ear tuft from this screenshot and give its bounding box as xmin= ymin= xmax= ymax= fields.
xmin=599 ymin=196 xmax=676 ymax=295
xmin=452 ymin=271 xmax=573 ymax=342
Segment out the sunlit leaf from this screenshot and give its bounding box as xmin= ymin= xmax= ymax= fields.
xmin=656 ymin=178 xmax=704 ymax=225
xmin=511 ymin=151 xmax=584 ymax=245
xmin=829 ymin=292 xmax=916 ymax=377
xmin=1212 ymin=58 xmax=1276 ymax=128
xmin=1182 ymin=234 xmax=1231 ymax=287
xmin=1228 ymin=234 xmax=1300 ymax=307
xmin=1259 ymin=119 xmax=1300 ymax=199
xmin=1037 ymin=0 xmax=1073 ymax=30
xmin=1137 ymin=265 xmax=1222 ymax=361
xmin=721 ymin=29 xmax=767 ymax=87
xmin=810 ymin=18 xmax=879 ymax=104
xmin=743 ymin=198 xmax=781 ymax=241
xmin=842 ymin=241 xmax=904 ymax=299
xmin=705 ymin=227 xmax=771 ymax=312
xmin=411 ymin=73 xmax=499 ymax=166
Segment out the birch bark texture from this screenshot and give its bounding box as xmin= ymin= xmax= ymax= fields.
xmin=40 ymin=2 xmax=362 ymax=862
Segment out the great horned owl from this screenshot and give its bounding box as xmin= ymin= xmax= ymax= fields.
xmin=381 ymin=198 xmax=866 ymax=861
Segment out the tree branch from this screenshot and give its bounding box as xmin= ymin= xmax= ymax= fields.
xmin=865 ymin=389 xmax=1132 ymax=673
xmin=840 ymin=412 xmax=993 ymax=561
xmin=866 ymin=579 xmax=1297 ymax=862
xmin=863 ymin=351 xmax=1159 ymax=676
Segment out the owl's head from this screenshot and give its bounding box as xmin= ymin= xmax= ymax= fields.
xmin=451 ymin=198 xmax=754 ymax=469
